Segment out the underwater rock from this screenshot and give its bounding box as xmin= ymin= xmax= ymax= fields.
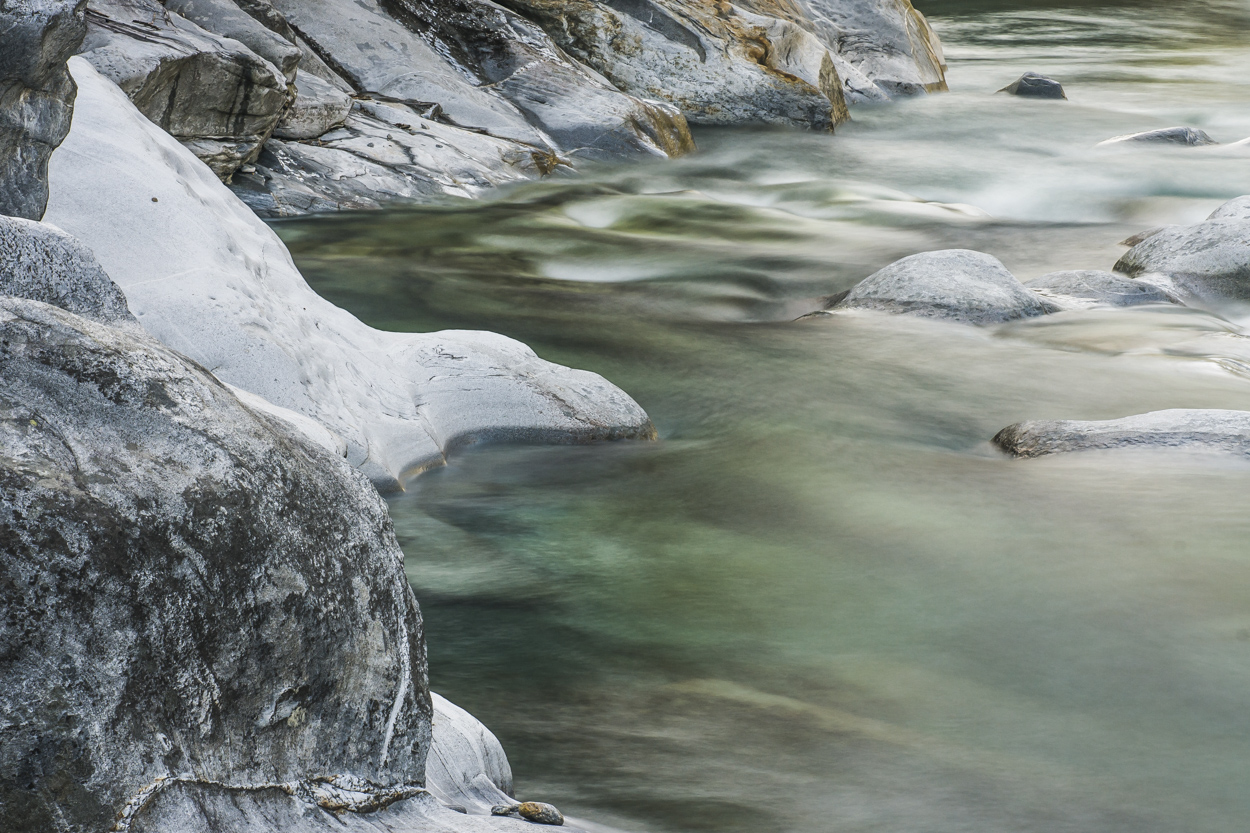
xmin=0 ymin=0 xmax=85 ymax=220
xmin=46 ymin=59 xmax=654 ymax=490
xmin=997 ymin=72 xmax=1065 ymax=99
xmin=79 ymin=0 xmax=288 ymax=179
xmin=1025 ymin=270 xmax=1181 ymax=309
xmin=1115 ymin=195 xmax=1250 ymax=301
xmin=994 ymin=409 xmax=1250 ymax=459
xmin=831 ymin=249 xmax=1059 ymax=324
xmin=1096 ymin=127 xmax=1218 ymax=148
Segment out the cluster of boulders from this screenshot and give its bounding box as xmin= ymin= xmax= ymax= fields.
xmin=811 ymin=194 xmax=1250 ymax=462
xmin=50 ymin=0 xmax=950 ymax=215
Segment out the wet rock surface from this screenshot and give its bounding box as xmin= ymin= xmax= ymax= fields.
xmin=1097 ymin=126 xmax=1219 ymax=147
xmin=0 ymin=0 xmax=86 ymax=220
xmin=79 ymin=0 xmax=289 ymax=179
xmin=1115 ymin=195 xmax=1250 ymax=301
xmin=0 ymin=296 xmax=429 ymax=832
xmin=997 ymin=71 xmax=1065 ymax=99
xmin=1025 ymin=270 xmax=1181 ymax=309
xmin=830 ymin=249 xmax=1059 ymax=324
xmin=994 ymin=409 xmax=1250 ymax=459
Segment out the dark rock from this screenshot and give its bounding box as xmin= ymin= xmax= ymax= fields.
xmin=0 ymin=214 xmax=135 ymax=324
xmin=1025 ymin=269 xmax=1181 ymax=308
xmin=994 ymin=409 xmax=1250 ymax=459
xmin=1115 ymin=196 xmax=1250 ymax=301
xmin=79 ymin=0 xmax=289 ymax=179
xmin=0 ymin=296 xmax=429 ymax=832
xmin=997 ymin=72 xmax=1065 ymax=99
xmin=165 ymin=0 xmax=302 ymax=81
xmin=832 ymin=249 xmax=1060 ymax=324
xmin=0 ymin=0 xmax=87 ymax=220
xmin=519 ymin=802 xmax=566 ymax=825
xmin=1097 ymin=127 xmax=1218 ymax=148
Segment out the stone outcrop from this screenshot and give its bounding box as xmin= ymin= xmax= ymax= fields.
xmin=828 ymin=249 xmax=1059 ymax=324
xmin=994 ymin=409 xmax=1250 ymax=459
xmin=77 ymin=0 xmax=289 ymax=179
xmin=272 ymin=70 xmax=352 ymax=140
xmin=47 ymin=59 xmax=655 ymax=490
xmin=0 ymin=0 xmax=86 ymax=220
xmin=1025 ymin=269 xmax=1181 ymax=309
xmin=997 ymin=72 xmax=1065 ymax=99
xmin=1096 ymin=127 xmax=1218 ymax=148
xmin=1115 ymin=196 xmax=1250 ymax=302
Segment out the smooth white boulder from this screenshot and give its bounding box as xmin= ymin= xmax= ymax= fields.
xmin=426 ymin=693 xmax=516 ymax=814
xmin=46 ymin=58 xmax=654 ymax=490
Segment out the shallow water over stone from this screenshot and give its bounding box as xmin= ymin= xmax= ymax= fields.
xmin=279 ymin=3 xmax=1250 ymax=830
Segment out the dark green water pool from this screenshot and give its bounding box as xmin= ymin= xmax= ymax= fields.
xmin=277 ymin=3 xmax=1250 ymax=830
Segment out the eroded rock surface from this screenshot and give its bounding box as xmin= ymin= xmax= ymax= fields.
xmin=994 ymin=409 xmax=1250 ymax=459
xmin=1025 ymin=270 xmax=1180 ymax=309
xmin=0 ymin=295 xmax=429 ymax=832
xmin=830 ymin=249 xmax=1059 ymax=324
xmin=78 ymin=0 xmax=289 ymax=179
xmin=426 ymin=693 xmax=516 ymax=814
xmin=0 ymin=0 xmax=86 ymax=219
xmin=1115 ymin=196 xmax=1250 ymax=302
xmin=47 ymin=59 xmax=655 ymax=490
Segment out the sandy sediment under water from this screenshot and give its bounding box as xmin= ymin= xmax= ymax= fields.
xmin=278 ymin=3 xmax=1250 ymax=831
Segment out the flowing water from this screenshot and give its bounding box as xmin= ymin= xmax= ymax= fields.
xmin=277 ymin=4 xmax=1250 ymax=830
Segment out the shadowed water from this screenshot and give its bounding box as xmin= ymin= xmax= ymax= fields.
xmin=277 ymin=3 xmax=1250 ymax=830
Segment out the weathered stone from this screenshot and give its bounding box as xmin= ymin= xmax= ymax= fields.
xmin=427 ymin=693 xmax=516 ymax=813
xmin=0 ymin=295 xmax=429 ymax=832
xmin=1115 ymin=196 xmax=1250 ymax=302
xmin=997 ymin=72 xmax=1065 ymax=99
xmin=831 ymin=249 xmax=1059 ymax=324
xmin=1096 ymin=127 xmax=1219 ymax=148
xmin=165 ymin=0 xmax=302 ymax=81
xmin=519 ymin=802 xmax=566 ymax=825
xmin=1025 ymin=270 xmax=1180 ymax=309
xmin=0 ymin=214 xmax=134 ymax=324
xmin=78 ymin=0 xmax=288 ymax=179
xmin=994 ymin=409 xmax=1250 ymax=459
xmin=273 ymin=70 xmax=353 ymax=140
xmin=0 ymin=0 xmax=86 ymax=220
xmin=47 ymin=59 xmax=655 ymax=490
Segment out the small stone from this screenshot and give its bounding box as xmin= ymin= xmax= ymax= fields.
xmin=492 ymin=803 xmax=521 ymax=816
xmin=518 ymin=802 xmax=565 ymax=825
xmin=997 ymin=72 xmax=1066 ymax=99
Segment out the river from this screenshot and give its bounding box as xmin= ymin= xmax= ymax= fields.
xmin=276 ymin=3 xmax=1250 ymax=830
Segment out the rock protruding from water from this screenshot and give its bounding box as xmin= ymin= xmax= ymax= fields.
xmin=1114 ymin=195 xmax=1250 ymax=301
xmin=994 ymin=409 xmax=1250 ymax=459
xmin=0 ymin=295 xmax=430 ymax=832
xmin=1025 ymin=270 xmax=1181 ymax=309
xmin=1097 ymin=127 xmax=1218 ymax=148
xmin=0 ymin=214 xmax=136 ymax=325
xmin=0 ymin=0 xmax=86 ymax=220
xmin=997 ymin=72 xmax=1065 ymax=99
xmin=832 ymin=249 xmax=1060 ymax=324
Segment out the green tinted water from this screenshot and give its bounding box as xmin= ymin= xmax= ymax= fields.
xmin=277 ymin=4 xmax=1250 ymax=830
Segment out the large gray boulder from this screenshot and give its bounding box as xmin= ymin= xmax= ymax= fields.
xmin=1025 ymin=269 xmax=1181 ymax=309
xmin=1115 ymin=196 xmax=1250 ymax=302
xmin=0 ymin=0 xmax=86 ymax=220
xmin=46 ymin=59 xmax=654 ymax=490
xmin=0 ymin=295 xmax=429 ymax=831
xmin=994 ymin=409 xmax=1250 ymax=459
xmin=165 ymin=0 xmax=302 ymax=81
xmin=831 ymin=249 xmax=1059 ymax=324
xmin=77 ymin=0 xmax=289 ymax=179
xmin=0 ymin=214 xmax=135 ymax=325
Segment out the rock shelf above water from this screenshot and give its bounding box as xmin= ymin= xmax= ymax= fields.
xmin=995 ymin=409 xmax=1250 ymax=459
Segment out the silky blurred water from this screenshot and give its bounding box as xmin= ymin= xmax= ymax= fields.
xmin=277 ymin=4 xmax=1250 ymax=831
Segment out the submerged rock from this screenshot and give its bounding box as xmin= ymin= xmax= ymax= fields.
xmin=994 ymin=409 xmax=1250 ymax=459
xmin=1025 ymin=270 xmax=1181 ymax=309
xmin=78 ymin=0 xmax=289 ymax=180
xmin=1096 ymin=127 xmax=1218 ymax=148
xmin=997 ymin=72 xmax=1065 ymax=99
xmin=0 ymin=0 xmax=86 ymax=220
xmin=47 ymin=59 xmax=655 ymax=490
xmin=831 ymin=249 xmax=1059 ymax=324
xmin=1114 ymin=195 xmax=1250 ymax=301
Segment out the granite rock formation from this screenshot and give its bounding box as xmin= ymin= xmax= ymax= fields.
xmin=1115 ymin=196 xmax=1250 ymax=302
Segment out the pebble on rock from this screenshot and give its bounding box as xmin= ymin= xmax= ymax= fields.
xmin=1097 ymin=127 xmax=1218 ymax=147
xmin=997 ymin=72 xmax=1066 ymax=99
xmin=492 ymin=801 xmax=565 ymax=825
